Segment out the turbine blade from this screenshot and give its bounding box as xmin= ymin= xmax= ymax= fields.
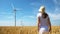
xmin=16 ymin=8 xmax=21 ymax=11
xmin=11 ymin=3 xmax=15 ymax=9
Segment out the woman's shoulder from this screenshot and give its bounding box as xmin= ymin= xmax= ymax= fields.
xmin=37 ymin=13 xmax=42 ymax=17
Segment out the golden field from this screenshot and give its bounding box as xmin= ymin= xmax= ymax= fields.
xmin=0 ymin=26 xmax=60 ymax=34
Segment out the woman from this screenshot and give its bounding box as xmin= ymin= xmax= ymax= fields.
xmin=37 ymin=6 xmax=51 ymax=34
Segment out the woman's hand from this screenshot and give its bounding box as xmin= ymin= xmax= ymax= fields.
xmin=49 ymin=26 xmax=51 ymax=32
xmin=38 ymin=24 xmax=40 ymax=32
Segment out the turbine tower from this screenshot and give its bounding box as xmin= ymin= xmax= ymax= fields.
xmin=11 ymin=3 xmax=21 ymax=26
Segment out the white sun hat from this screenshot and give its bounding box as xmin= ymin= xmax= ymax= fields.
xmin=39 ymin=6 xmax=45 ymax=13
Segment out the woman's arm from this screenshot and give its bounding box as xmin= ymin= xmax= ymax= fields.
xmin=37 ymin=17 xmax=40 ymax=32
xmin=48 ymin=17 xmax=51 ymax=32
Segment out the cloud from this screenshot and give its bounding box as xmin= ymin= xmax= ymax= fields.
xmin=0 ymin=15 xmax=14 ymax=20
xmin=54 ymin=7 xmax=60 ymax=13
xmin=48 ymin=13 xmax=60 ymax=20
xmin=28 ymin=16 xmax=35 ymax=18
xmin=6 ymin=15 xmax=14 ymax=19
xmin=46 ymin=5 xmax=60 ymax=20
xmin=47 ymin=7 xmax=60 ymax=20
xmin=30 ymin=2 xmax=40 ymax=8
xmin=0 ymin=12 xmax=14 ymax=19
xmin=0 ymin=12 xmax=13 ymax=15
xmin=0 ymin=20 xmax=14 ymax=26
xmin=22 ymin=15 xmax=35 ymax=19
xmin=53 ymin=0 xmax=60 ymax=5
xmin=48 ymin=12 xmax=60 ymax=26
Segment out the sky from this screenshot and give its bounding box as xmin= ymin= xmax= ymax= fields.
xmin=0 ymin=0 xmax=60 ymax=26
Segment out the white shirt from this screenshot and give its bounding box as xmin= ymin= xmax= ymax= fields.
xmin=37 ymin=13 xmax=49 ymax=27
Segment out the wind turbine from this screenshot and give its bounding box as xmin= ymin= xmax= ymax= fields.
xmin=20 ymin=20 xmax=24 ymax=26
xmin=11 ymin=3 xmax=21 ymax=26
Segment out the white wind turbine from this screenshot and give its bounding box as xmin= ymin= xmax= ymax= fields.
xmin=20 ymin=20 xmax=24 ymax=26
xmin=11 ymin=3 xmax=21 ymax=26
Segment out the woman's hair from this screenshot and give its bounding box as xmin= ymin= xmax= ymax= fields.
xmin=42 ymin=13 xmax=48 ymax=18
xmin=39 ymin=6 xmax=45 ymax=13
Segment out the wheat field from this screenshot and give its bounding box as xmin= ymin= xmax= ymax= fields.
xmin=0 ymin=26 xmax=60 ymax=34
